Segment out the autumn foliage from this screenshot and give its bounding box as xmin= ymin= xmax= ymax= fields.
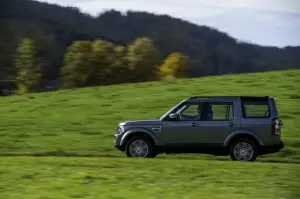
xmin=11 ymin=36 xmax=189 ymax=93
xmin=159 ymin=52 xmax=189 ymax=80
xmin=60 ymin=37 xmax=188 ymax=88
xmin=13 ymin=38 xmax=42 ymax=94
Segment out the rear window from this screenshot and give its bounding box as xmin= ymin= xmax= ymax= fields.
xmin=241 ymin=98 xmax=270 ymax=118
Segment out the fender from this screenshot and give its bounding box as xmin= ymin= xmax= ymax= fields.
xmin=120 ymin=127 xmax=159 ymax=146
xmin=224 ymin=129 xmax=264 ymax=147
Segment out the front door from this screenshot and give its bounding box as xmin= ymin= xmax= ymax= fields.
xmin=162 ymin=102 xmax=207 ymax=152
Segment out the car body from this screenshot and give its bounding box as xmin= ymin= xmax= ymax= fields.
xmin=113 ymin=96 xmax=284 ymax=161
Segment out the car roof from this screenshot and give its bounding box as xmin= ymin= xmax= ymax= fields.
xmin=185 ymin=96 xmax=271 ymax=102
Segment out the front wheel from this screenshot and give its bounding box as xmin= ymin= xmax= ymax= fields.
xmin=125 ymin=136 xmax=156 ymax=158
xmin=229 ymin=138 xmax=258 ymax=161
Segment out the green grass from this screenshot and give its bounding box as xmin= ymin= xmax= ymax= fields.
xmin=0 ymin=69 xmax=300 ymax=198
xmin=0 ymin=69 xmax=299 ymax=162
xmin=1 ymin=157 xmax=300 ymax=199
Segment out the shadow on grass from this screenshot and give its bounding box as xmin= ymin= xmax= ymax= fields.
xmin=161 ymin=155 xmax=300 ymax=164
xmin=0 ymin=149 xmax=121 ymax=158
xmin=0 ymin=152 xmax=299 ymax=165
xmin=1 ymin=142 xmax=300 ymax=164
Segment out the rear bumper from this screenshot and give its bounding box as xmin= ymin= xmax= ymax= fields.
xmin=259 ymin=141 xmax=284 ymax=155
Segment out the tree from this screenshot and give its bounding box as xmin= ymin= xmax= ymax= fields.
xmin=2 ymin=0 xmax=300 ymax=84
xmin=111 ymin=45 xmax=130 ymax=84
xmin=61 ymin=40 xmax=129 ymax=87
xmin=89 ymin=40 xmax=127 ymax=86
xmin=14 ymin=37 xmax=42 ymax=94
xmin=159 ymin=52 xmax=189 ymax=80
xmin=60 ymin=41 xmax=94 ymax=88
xmin=126 ymin=37 xmax=160 ymax=82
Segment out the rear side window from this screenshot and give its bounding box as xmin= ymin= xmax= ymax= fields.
xmin=241 ymin=98 xmax=270 ymax=118
xmin=199 ymin=102 xmax=234 ymax=121
xmin=210 ymin=103 xmax=234 ymax=121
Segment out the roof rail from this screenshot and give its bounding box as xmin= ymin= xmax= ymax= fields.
xmin=189 ymin=96 xmax=211 ymax=99
xmin=188 ymin=96 xmax=270 ymax=100
xmin=188 ymin=96 xmax=237 ymax=99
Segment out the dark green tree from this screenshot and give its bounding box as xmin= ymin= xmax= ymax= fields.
xmin=60 ymin=41 xmax=94 ymax=88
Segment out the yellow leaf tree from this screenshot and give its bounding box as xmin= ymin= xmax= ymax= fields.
xmin=14 ymin=38 xmax=42 ymax=94
xmin=159 ymin=52 xmax=189 ymax=80
xmin=126 ymin=37 xmax=160 ymax=82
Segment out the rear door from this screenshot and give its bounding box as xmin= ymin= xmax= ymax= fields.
xmin=198 ymin=99 xmax=241 ymax=144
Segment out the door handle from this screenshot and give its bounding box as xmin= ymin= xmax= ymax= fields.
xmin=228 ymin=122 xmax=236 ymax=127
xmin=189 ymin=123 xmax=198 ymax=127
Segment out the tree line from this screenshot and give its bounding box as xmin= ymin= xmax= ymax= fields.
xmin=1 ymin=0 xmax=299 ymax=86
xmin=13 ymin=37 xmax=188 ymax=93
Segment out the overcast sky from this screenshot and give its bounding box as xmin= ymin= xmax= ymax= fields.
xmin=37 ymin=0 xmax=300 ymax=47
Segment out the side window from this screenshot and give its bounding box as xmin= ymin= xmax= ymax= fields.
xmin=242 ymin=99 xmax=270 ymax=118
xmin=210 ymin=103 xmax=234 ymax=121
xmin=200 ymin=103 xmax=234 ymax=121
xmin=181 ymin=104 xmax=199 ymax=117
xmin=176 ymin=103 xmax=202 ymax=121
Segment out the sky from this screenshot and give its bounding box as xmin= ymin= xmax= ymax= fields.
xmin=37 ymin=0 xmax=300 ymax=47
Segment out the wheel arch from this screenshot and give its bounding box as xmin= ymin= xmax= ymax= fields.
xmin=120 ymin=128 xmax=158 ymax=147
xmin=224 ymin=129 xmax=264 ymax=148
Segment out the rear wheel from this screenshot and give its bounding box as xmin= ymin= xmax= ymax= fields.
xmin=125 ymin=136 xmax=156 ymax=158
xmin=229 ymin=138 xmax=258 ymax=161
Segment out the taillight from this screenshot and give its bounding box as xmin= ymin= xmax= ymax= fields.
xmin=272 ymin=119 xmax=276 ymax=135
xmin=272 ymin=118 xmax=281 ymax=136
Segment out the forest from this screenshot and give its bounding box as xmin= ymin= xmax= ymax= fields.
xmin=0 ymin=0 xmax=300 ymax=92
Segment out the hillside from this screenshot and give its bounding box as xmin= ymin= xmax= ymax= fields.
xmin=0 ymin=69 xmax=299 ymax=162
xmin=1 ymin=0 xmax=300 ymax=81
xmin=1 ymin=1 xmax=300 ymax=197
xmin=0 ymin=70 xmax=300 ymax=199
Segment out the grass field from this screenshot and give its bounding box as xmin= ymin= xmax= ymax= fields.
xmin=0 ymin=69 xmax=300 ymax=198
xmin=1 ymin=157 xmax=300 ymax=199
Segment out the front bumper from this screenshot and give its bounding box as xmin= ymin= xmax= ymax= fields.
xmin=113 ymin=133 xmax=124 ymax=151
xmin=259 ymin=141 xmax=284 ymax=155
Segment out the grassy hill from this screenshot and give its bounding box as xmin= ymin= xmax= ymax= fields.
xmin=0 ymin=69 xmax=300 ymax=198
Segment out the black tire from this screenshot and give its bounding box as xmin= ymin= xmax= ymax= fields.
xmin=151 ymin=152 xmax=158 ymax=158
xmin=125 ymin=136 xmax=156 ymax=158
xmin=229 ymin=138 xmax=258 ymax=161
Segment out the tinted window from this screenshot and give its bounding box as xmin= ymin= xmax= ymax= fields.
xmin=176 ymin=102 xmax=234 ymax=121
xmin=208 ymin=103 xmax=234 ymax=121
xmin=178 ymin=104 xmax=200 ymax=121
xmin=182 ymin=104 xmax=198 ymax=116
xmin=242 ymin=99 xmax=270 ymax=118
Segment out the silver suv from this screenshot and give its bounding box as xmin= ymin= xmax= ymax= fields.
xmin=113 ymin=96 xmax=284 ymax=161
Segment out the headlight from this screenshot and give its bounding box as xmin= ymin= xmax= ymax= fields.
xmin=117 ymin=125 xmax=124 ymax=133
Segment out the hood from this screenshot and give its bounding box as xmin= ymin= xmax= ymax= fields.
xmin=119 ymin=120 xmax=161 ymax=126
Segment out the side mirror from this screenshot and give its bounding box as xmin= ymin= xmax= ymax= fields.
xmin=169 ymin=113 xmax=178 ymax=119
